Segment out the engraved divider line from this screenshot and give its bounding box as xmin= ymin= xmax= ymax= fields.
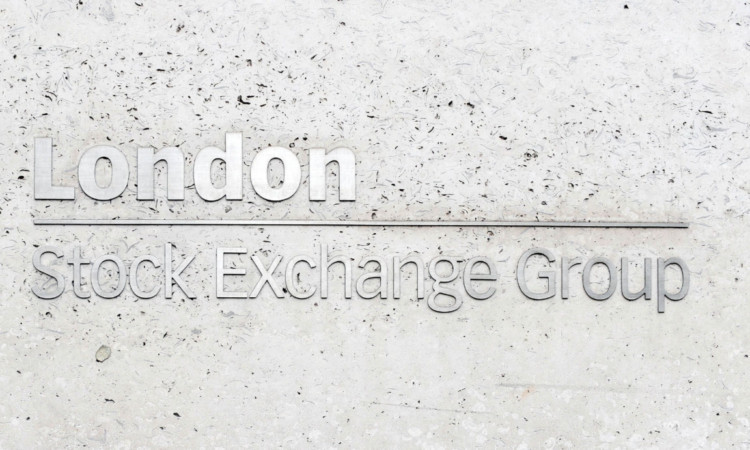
xmin=33 ymin=219 xmax=689 ymax=228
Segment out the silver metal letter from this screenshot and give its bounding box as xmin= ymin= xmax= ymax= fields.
xmin=285 ymin=255 xmax=317 ymax=299
xmin=621 ymin=257 xmax=652 ymax=301
xmin=250 ymin=147 xmax=301 ymax=201
xmin=309 ymin=147 xmax=356 ymax=201
xmin=249 ymin=255 xmax=284 ymax=298
xmin=137 ymin=147 xmax=185 ymax=200
xmin=463 ymin=256 xmax=497 ymax=300
xmin=34 ymin=138 xmax=74 ymax=200
xmin=427 ymin=257 xmax=462 ymax=313
xmin=392 ymin=255 xmax=425 ymax=299
xmin=320 ymin=245 xmax=352 ymax=299
xmin=32 ymin=246 xmax=65 ymax=299
xmin=165 ymin=243 xmax=196 ymax=299
xmin=356 ymin=256 xmax=388 ymax=299
xmin=67 ymin=246 xmax=91 ymax=298
xmin=561 ymin=257 xmax=581 ymax=299
xmin=194 ymin=132 xmax=243 ymax=201
xmin=78 ymin=145 xmax=129 ymax=200
xmin=657 ymin=257 xmax=690 ymax=313
xmin=216 ymin=247 xmax=247 ymax=299
xmin=91 ymin=254 xmax=127 ymax=299
xmin=130 ymin=255 xmax=160 ymax=299
xmin=516 ymin=248 xmax=556 ymax=300
xmin=582 ymin=257 xmax=617 ymax=301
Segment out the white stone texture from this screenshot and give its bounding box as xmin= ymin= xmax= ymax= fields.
xmin=0 ymin=0 xmax=748 ymax=447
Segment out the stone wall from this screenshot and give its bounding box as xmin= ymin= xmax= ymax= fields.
xmin=1 ymin=0 xmax=748 ymax=447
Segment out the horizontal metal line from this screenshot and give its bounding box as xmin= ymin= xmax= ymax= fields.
xmin=33 ymin=219 xmax=689 ymax=228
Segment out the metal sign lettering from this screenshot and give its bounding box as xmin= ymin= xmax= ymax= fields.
xmin=31 ymin=132 xmax=690 ymax=313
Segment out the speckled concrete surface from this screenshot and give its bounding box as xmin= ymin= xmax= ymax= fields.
xmin=1 ymin=0 xmax=749 ymax=447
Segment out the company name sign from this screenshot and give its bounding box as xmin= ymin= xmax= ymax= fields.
xmin=31 ymin=133 xmax=690 ymax=313
xmin=35 ymin=133 xmax=355 ymax=202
